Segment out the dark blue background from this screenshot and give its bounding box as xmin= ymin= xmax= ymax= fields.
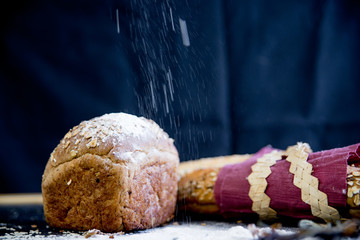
xmin=1 ymin=0 xmax=360 ymax=193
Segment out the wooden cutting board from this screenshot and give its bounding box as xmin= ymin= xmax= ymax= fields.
xmin=0 ymin=193 xmax=42 ymax=205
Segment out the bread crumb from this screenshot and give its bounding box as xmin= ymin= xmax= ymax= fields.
xmin=83 ymin=229 xmax=102 ymax=238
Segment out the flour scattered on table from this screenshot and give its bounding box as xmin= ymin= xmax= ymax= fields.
xmin=0 ymin=222 xmax=295 ymax=239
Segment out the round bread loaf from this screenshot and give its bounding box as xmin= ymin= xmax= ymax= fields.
xmin=41 ymin=113 xmax=179 ymax=232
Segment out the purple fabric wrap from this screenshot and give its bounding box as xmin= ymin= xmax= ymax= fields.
xmin=214 ymin=143 xmax=360 ymax=220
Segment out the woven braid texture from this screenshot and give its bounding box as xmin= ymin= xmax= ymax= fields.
xmin=247 ymin=143 xmax=341 ymax=223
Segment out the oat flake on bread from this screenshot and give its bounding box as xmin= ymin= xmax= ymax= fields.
xmin=41 ymin=112 xmax=179 ymax=232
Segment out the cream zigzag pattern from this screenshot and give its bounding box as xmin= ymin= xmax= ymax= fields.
xmin=248 ymin=150 xmax=283 ymax=220
xmin=286 ymin=143 xmax=341 ymax=223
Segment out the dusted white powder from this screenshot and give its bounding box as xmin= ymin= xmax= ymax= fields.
xmin=75 ymin=112 xmax=167 ymax=149
xmin=113 ymin=151 xmax=147 ymax=163
xmin=94 ymin=113 xmax=150 ymax=138
xmin=1 ymin=222 xmax=295 ymax=239
xmin=79 ymin=113 xmax=153 ymax=139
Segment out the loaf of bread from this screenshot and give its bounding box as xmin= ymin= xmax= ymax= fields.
xmin=178 ymin=155 xmax=250 ymax=214
xmin=178 ymin=146 xmax=360 ymax=220
xmin=42 ymin=113 xmax=179 ymax=232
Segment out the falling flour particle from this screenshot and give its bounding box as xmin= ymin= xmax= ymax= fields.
xmin=162 ymin=10 xmax=168 ymax=30
xmin=150 ymin=81 xmax=156 ymax=109
xmin=166 ymin=68 xmax=174 ymax=101
xmin=116 ymin=9 xmax=120 ymax=34
xmin=169 ymin=8 xmax=175 ymax=31
xmin=163 ymin=84 xmax=169 ymax=113
xmin=179 ymin=18 xmax=190 ymax=46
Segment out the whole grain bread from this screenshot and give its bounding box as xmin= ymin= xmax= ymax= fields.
xmin=42 ymin=113 xmax=179 ymax=232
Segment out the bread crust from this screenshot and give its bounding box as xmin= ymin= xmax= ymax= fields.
xmin=177 ymin=155 xmax=250 ymax=214
xmin=42 ymin=113 xmax=179 ymax=232
xmin=178 ymin=168 xmax=220 ymax=214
